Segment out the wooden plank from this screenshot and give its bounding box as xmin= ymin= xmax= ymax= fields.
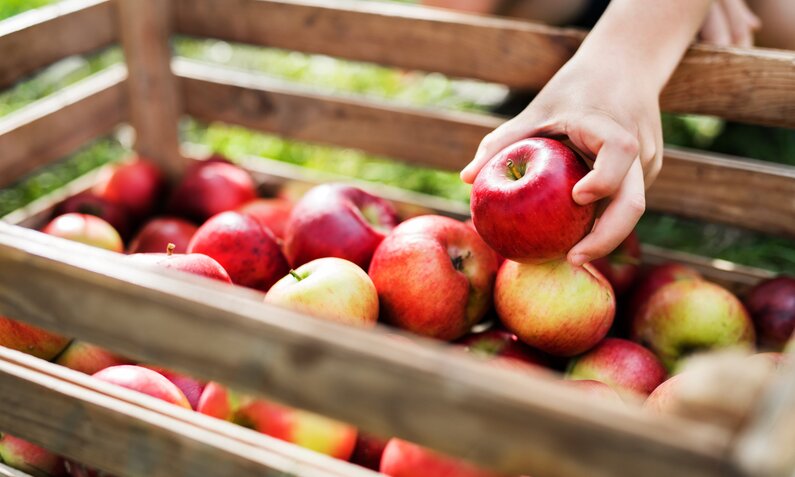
xmin=0 ymin=463 xmax=34 ymax=477
xmin=0 ymin=65 xmax=127 ymax=188
xmin=118 ymin=0 xmax=186 ymax=178
xmin=0 ymin=347 xmax=377 ymax=477
xmin=176 ymin=60 xmax=795 ymax=238
xmin=0 ymin=0 xmax=116 ymax=89
xmin=173 ymin=0 xmax=795 ymax=128
xmin=0 ymin=223 xmax=738 ymax=477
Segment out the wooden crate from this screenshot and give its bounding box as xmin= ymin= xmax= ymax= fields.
xmin=0 ymin=0 xmax=794 ymax=476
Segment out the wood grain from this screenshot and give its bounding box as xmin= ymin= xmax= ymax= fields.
xmin=118 ymin=0 xmax=186 ymax=178
xmin=0 ymin=347 xmax=378 ymax=477
xmin=173 ymin=0 xmax=795 ymax=128
xmin=0 ymin=223 xmax=738 ymax=477
xmin=0 ymin=0 xmax=116 ymax=89
xmin=176 ymin=60 xmax=795 ymax=238
xmin=0 ymin=65 xmax=127 ymax=188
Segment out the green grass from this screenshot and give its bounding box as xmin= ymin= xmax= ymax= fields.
xmin=2 ymin=0 xmax=795 ymax=274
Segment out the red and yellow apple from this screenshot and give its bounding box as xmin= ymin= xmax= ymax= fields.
xmin=91 ymin=365 xmax=191 ymax=409
xmin=627 ymin=263 xmax=702 ymax=323
xmin=457 ymin=328 xmax=547 ymax=369
xmin=380 ymin=439 xmax=502 ymax=477
xmin=0 ymin=316 xmax=70 ymax=361
xmin=55 ymin=341 xmax=131 ymax=375
xmin=128 ymin=245 xmax=232 ymax=284
xmin=42 ymin=214 xmax=123 ymax=252
xmin=590 ymin=231 xmax=641 ymax=296
xmin=56 ymin=192 xmax=132 ymax=240
xmin=0 ymin=434 xmax=66 ymax=477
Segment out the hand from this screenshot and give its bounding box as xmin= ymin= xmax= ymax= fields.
xmin=699 ymin=0 xmax=761 ymax=47
xmin=461 ymin=57 xmax=662 ymax=267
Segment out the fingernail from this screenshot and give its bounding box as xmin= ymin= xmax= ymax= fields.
xmin=574 ymin=192 xmax=597 ymax=205
xmin=569 ymin=253 xmax=589 ymax=267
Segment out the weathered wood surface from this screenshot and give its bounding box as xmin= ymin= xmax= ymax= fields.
xmin=0 ymin=463 xmax=34 ymax=477
xmin=0 ymin=347 xmax=378 ymax=477
xmin=176 ymin=60 xmax=795 ymax=238
xmin=0 ymin=223 xmax=737 ymax=477
xmin=174 ymin=0 xmax=795 ymax=128
xmin=118 ymin=0 xmax=186 ymax=178
xmin=0 ymin=65 xmax=127 ymax=188
xmin=0 ymin=0 xmax=116 ymax=89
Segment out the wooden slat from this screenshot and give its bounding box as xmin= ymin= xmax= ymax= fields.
xmin=176 ymin=60 xmax=795 ymax=238
xmin=0 ymin=65 xmax=128 ymax=188
xmin=0 ymin=463 xmax=34 ymax=477
xmin=0 ymin=0 xmax=116 ymax=89
xmin=0 ymin=347 xmax=378 ymax=477
xmin=173 ymin=0 xmax=795 ymax=128
xmin=118 ymin=0 xmax=186 ymax=178
xmin=0 ymin=224 xmax=738 ymax=477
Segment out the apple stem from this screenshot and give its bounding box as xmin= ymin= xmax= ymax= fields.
xmin=451 ymin=251 xmax=472 ymax=271
xmin=289 ymin=269 xmax=304 ymax=282
xmin=506 ymin=160 xmax=522 ymax=180
xmin=166 ymin=243 xmax=176 ymax=256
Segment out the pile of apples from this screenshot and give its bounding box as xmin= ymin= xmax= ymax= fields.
xmin=1 ymin=139 xmax=793 ymax=477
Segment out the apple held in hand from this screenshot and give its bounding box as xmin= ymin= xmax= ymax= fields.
xmin=168 ymin=162 xmax=257 ymax=222
xmin=590 ymin=231 xmax=641 ymax=296
xmin=0 ymin=316 xmax=70 ymax=361
xmin=236 ymin=198 xmax=293 ymax=241
xmin=55 ymin=341 xmax=131 ymax=375
xmin=380 ymin=439 xmax=503 ymax=477
xmin=744 ymin=276 xmax=795 ymax=349
xmin=43 ymin=214 xmax=123 ymax=252
xmin=128 ymin=244 xmax=232 ymax=283
xmin=127 ymin=217 xmax=198 ymax=254
xmin=567 ymin=338 xmax=667 ymax=400
xmin=632 ymin=280 xmax=755 ymax=370
xmin=0 ymin=434 xmax=66 ymax=477
xmin=93 ymin=157 xmax=165 ymax=219
xmin=495 ymin=259 xmax=614 ymax=356
xmin=265 ymin=258 xmax=378 ymax=327
xmin=369 ymin=215 xmax=498 ymax=341
xmin=92 ymin=365 xmax=191 ymax=409
xmin=284 ymin=184 xmax=399 ymax=269
xmin=188 ymin=212 xmax=288 ymax=291
xmin=470 ymin=138 xmax=596 ymax=263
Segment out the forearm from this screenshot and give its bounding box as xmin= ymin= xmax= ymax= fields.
xmin=574 ymin=0 xmax=713 ymax=93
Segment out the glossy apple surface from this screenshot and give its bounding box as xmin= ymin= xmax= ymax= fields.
xmin=196 ymin=382 xmax=235 ymax=421
xmin=92 ymin=365 xmax=191 ymax=409
xmin=369 ymin=215 xmax=498 ymax=341
xmin=627 ymin=263 xmax=702 ymax=323
xmin=144 ymin=366 xmax=207 ymax=410
xmin=744 ymin=276 xmax=795 ymax=349
xmin=55 ymin=341 xmax=131 ymax=375
xmin=56 ymin=192 xmax=132 ymax=240
xmin=470 ymin=138 xmax=595 ymax=263
xmin=0 ymin=316 xmax=70 ymax=361
xmin=168 ymin=162 xmax=257 ymax=222
xmin=495 ymin=259 xmax=614 ymax=356
xmin=128 ymin=246 xmax=232 ymax=283
xmin=380 ymin=439 xmax=502 ymax=477
xmin=236 ymin=198 xmax=293 ymax=240
xmin=127 ymin=217 xmax=198 ymax=254
xmin=42 ymin=214 xmax=123 ymax=252
xmin=94 ymin=157 xmax=164 ymax=219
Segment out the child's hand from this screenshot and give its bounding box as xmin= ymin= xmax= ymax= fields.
xmin=461 ymin=56 xmax=659 ymax=267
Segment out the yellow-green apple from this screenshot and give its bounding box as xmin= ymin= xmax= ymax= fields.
xmin=127 ymin=217 xmax=198 ymax=254
xmin=590 ymin=231 xmax=641 ymax=296
xmin=470 ymin=138 xmax=596 ymax=264
xmin=457 ymin=328 xmax=547 ymax=369
xmin=744 ymin=276 xmax=795 ymax=349
xmin=0 ymin=316 xmax=70 ymax=360
xmin=42 ymin=214 xmax=123 ymax=252
xmin=380 ymin=439 xmax=502 ymax=477
xmin=566 ymin=338 xmax=667 ymax=400
xmin=93 ymin=157 xmax=165 ymax=220
xmin=197 ymin=382 xmax=236 ymax=421
xmin=495 ymin=259 xmax=614 ymax=356
xmin=236 ymin=198 xmax=293 ymax=241
xmin=168 ymin=162 xmax=256 ymax=222
xmin=265 ymin=258 xmax=378 ymax=327
xmin=128 ymin=244 xmax=232 ymax=283
xmin=351 ymin=433 xmax=389 ymax=471
xmin=0 ymin=434 xmax=66 ymax=477
xmin=632 ymin=280 xmax=755 ymax=370
xmin=565 ymin=379 xmax=624 ymax=405
xmin=91 ymin=365 xmax=191 ymax=409
xmin=234 ymin=398 xmax=357 ymax=460
xmin=55 ymin=342 xmax=131 ymax=375
xmin=188 ymin=212 xmax=288 ymax=291
xmin=369 ymin=215 xmax=498 ymax=341
xmin=627 ymin=263 xmax=702 ymax=323
xmin=284 ymin=184 xmax=399 ymax=269
xmin=55 ymin=192 xmax=132 ymax=240
xmin=144 ymin=366 xmax=206 ymax=410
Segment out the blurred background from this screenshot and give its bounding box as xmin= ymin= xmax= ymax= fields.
xmin=1 ymin=0 xmax=794 ymax=272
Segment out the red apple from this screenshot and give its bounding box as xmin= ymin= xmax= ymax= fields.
xmin=351 ymin=433 xmax=389 ymax=471
xmin=93 ymin=157 xmax=165 ymax=219
xmin=284 ymin=184 xmax=399 ymax=269
xmin=495 ymin=259 xmax=614 ymax=356
xmin=128 ymin=244 xmax=232 ymax=283
xmin=0 ymin=316 xmax=70 ymax=361
xmin=127 ymin=217 xmax=198 ymax=254
xmin=627 ymin=263 xmax=702 ymax=323
xmin=590 ymin=231 xmax=641 ymax=296
xmin=54 ymin=341 xmax=131 ymax=375
xmin=0 ymin=434 xmax=66 ymax=477
xmin=565 ymin=379 xmax=625 ymax=405
xmin=144 ymin=366 xmax=206 ymax=410
xmin=457 ymin=328 xmax=547 ymax=369
xmin=470 ymin=138 xmax=596 ymax=263
xmin=197 ymin=382 xmax=235 ymax=421
xmin=55 ymin=192 xmax=132 ymax=240
xmin=42 ymin=214 xmax=123 ymax=252
xmin=744 ymin=276 xmax=795 ymax=349
xmin=92 ymin=365 xmax=191 ymax=409
xmin=380 ymin=439 xmax=502 ymax=477
xmin=369 ymin=215 xmax=498 ymax=341
xmin=566 ymin=338 xmax=667 ymax=400
xmin=265 ymin=258 xmax=378 ymax=327
xmin=234 ymin=398 xmax=357 ymax=460
xmin=168 ymin=162 xmax=256 ymax=222
xmin=464 ymin=219 xmax=504 ymax=267
xmin=188 ymin=212 xmax=288 ymax=291
xmin=236 ymin=198 xmax=293 ymax=240
xmin=632 ymin=280 xmax=755 ymax=370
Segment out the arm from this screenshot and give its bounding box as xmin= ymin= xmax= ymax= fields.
xmin=461 ymin=0 xmax=714 ymax=266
